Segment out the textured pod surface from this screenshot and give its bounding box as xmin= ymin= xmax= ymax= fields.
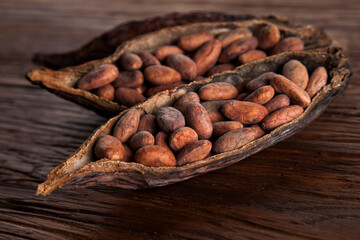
xmin=36 ymin=48 xmax=350 ymax=196
xmin=27 ymin=18 xmax=331 ymax=117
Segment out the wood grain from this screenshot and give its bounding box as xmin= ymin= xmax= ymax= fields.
xmin=0 ymin=0 xmax=360 ymax=239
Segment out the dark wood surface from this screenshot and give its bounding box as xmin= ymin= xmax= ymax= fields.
xmin=1 ymin=0 xmax=360 ymax=239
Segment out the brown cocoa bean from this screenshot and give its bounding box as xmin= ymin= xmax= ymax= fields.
xmin=217 ymin=27 xmax=253 ymax=48
xmin=77 ymin=64 xmax=119 ymax=90
xmin=138 ymin=114 xmax=157 ymax=135
xmin=255 ymin=25 xmax=281 ymax=50
xmin=213 ymin=125 xmax=265 ymax=153
xmin=193 ymin=39 xmax=222 ymax=75
xmin=144 ymin=65 xmax=181 ymax=85
xmin=201 ymin=100 xmax=228 ymax=122
xmin=282 ymin=60 xmax=309 ymax=89
xmin=115 ymin=87 xmax=146 ymax=107
xmin=146 ymin=81 xmax=185 ymax=97
xmin=135 ymin=85 xmax=147 ymax=95
xmin=235 ymin=83 xmax=246 ymax=93
xmin=178 ymin=32 xmax=215 ymax=51
xmin=264 ymin=94 xmax=290 ymax=113
xmin=93 ymin=84 xmax=115 ymax=101
xmin=206 ymin=63 xmax=235 ymax=77
xmin=155 ymin=131 xmax=170 ymax=149
xmin=113 ymin=109 xmax=140 ymax=143
xmin=198 ymin=82 xmax=238 ymax=101
xmin=270 ymin=37 xmax=304 ymax=55
xmin=184 ymin=102 xmax=213 ymax=139
xmin=246 ymin=72 xmax=277 ymax=92
xmin=212 ymin=121 xmax=243 ymax=137
xmin=166 ymin=54 xmax=197 ymax=81
xmin=306 ymin=66 xmax=328 ymax=98
xmin=221 ymin=100 xmax=268 ymax=124
xmin=94 ymin=135 xmax=125 ymax=161
xmin=238 ymin=50 xmax=267 ymax=64
xmin=157 ymin=107 xmax=185 ymax=133
xmin=120 ymin=53 xmax=143 ymax=70
xmin=235 ymin=92 xmax=249 ymax=101
xmin=244 ymin=85 xmax=275 ymax=105
xmin=138 ymin=52 xmax=160 ymax=67
xmin=219 ymin=36 xmax=258 ymax=63
xmin=176 ymin=140 xmax=212 ymax=166
xmin=122 ymin=144 xmax=133 ymax=162
xmin=129 ymin=131 xmax=155 ymax=151
xmin=262 ymin=105 xmax=304 ymax=130
xmin=173 ymin=92 xmax=200 ymax=114
xmin=269 ymin=74 xmax=311 ymax=108
xmin=154 ymin=45 xmax=184 ymax=61
xmin=134 ymin=145 xmax=176 ymax=167
xmin=112 ymin=70 xmax=144 ymax=88
xmin=169 ymin=127 xmax=198 ymax=152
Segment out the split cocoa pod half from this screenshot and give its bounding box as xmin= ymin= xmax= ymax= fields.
xmin=36 ymin=47 xmax=351 ymax=196
xmin=27 ymin=18 xmax=331 ymax=118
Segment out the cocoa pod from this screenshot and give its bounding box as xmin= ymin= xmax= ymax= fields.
xmin=264 ymin=94 xmax=290 ymax=113
xmin=201 ymin=100 xmax=229 ymax=122
xmin=129 ymin=131 xmax=155 ymax=151
xmin=146 ymin=81 xmax=185 ymax=97
xmin=120 ymin=53 xmax=142 ymax=70
xmin=157 ymin=107 xmax=185 ymax=133
xmin=238 ymin=50 xmax=267 ymax=64
xmin=138 ymin=114 xmax=157 ymax=135
xmin=262 ymin=105 xmax=304 ymax=130
xmin=193 ymin=39 xmax=222 ymax=75
xmin=169 ymin=127 xmax=198 ymax=152
xmin=221 ymin=100 xmax=268 ymax=124
xmin=115 ymin=87 xmax=146 ymax=107
xmin=112 ymin=70 xmax=144 ymax=88
xmin=154 ymin=45 xmax=183 ymax=61
xmin=306 ymin=66 xmax=328 ymax=98
xmin=219 ymin=36 xmax=258 ymax=63
xmin=198 ymin=82 xmax=238 ymax=101
xmin=184 ymin=102 xmax=213 ymax=139
xmin=217 ymin=27 xmax=253 ymax=47
xmin=166 ymin=54 xmax=197 ymax=81
xmin=134 ymin=145 xmax=176 ymax=167
xmin=206 ymin=64 xmax=235 ymax=77
xmin=213 ymin=124 xmax=265 ymax=153
xmin=212 ymin=121 xmax=243 ymax=137
xmin=270 ymin=37 xmax=304 ymax=55
xmin=93 ymin=84 xmax=115 ymax=101
xmin=113 ymin=109 xmax=140 ymax=143
xmin=255 ymin=24 xmax=281 ymax=50
xmin=138 ymin=52 xmax=160 ymax=67
xmin=173 ymin=92 xmax=200 ymax=114
xmin=243 ymin=85 xmax=275 ymax=105
xmin=246 ymin=72 xmax=277 ymax=92
xmin=176 ymin=140 xmax=212 ymax=166
xmin=144 ymin=65 xmax=181 ymax=85
xmin=94 ymin=135 xmax=125 ymax=161
xmin=269 ymin=74 xmax=311 ymax=107
xmin=282 ymin=60 xmax=309 ymax=89
xmin=77 ymin=64 xmax=119 ymax=90
xmin=178 ymin=32 xmax=215 ymax=51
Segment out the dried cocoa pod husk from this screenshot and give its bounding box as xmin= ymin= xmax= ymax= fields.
xmin=27 ymin=18 xmax=331 ymax=117
xmin=36 ymin=47 xmax=351 ymax=196
xmin=33 ymin=11 xmax=257 ymax=69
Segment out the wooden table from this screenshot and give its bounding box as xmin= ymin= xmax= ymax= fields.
xmin=1 ymin=0 xmax=359 ymax=239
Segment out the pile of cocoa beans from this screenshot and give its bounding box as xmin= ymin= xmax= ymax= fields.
xmin=93 ymin=59 xmax=328 ymax=167
xmin=76 ymin=24 xmax=305 ymax=106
